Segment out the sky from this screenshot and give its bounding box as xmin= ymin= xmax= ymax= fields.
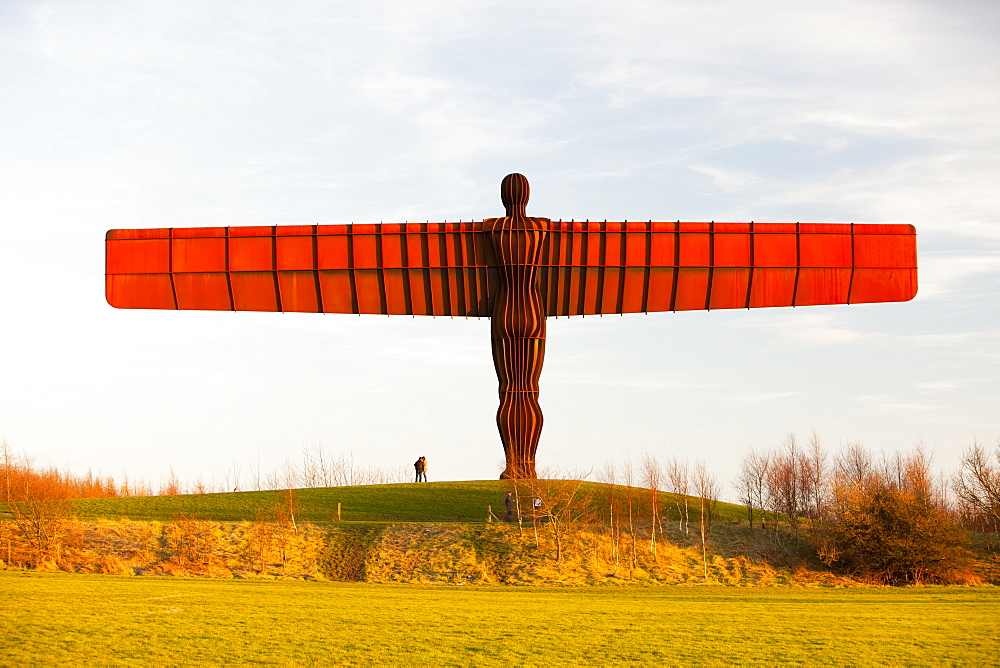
xmin=1 ymin=0 xmax=997 ymax=497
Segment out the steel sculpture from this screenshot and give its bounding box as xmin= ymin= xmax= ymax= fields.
xmin=106 ymin=174 xmax=918 ymax=479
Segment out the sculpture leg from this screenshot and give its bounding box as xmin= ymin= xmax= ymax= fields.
xmin=493 ymin=337 xmax=545 ymax=479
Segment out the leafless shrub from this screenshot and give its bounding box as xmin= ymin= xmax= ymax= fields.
xmin=821 ymin=446 xmax=975 ymax=585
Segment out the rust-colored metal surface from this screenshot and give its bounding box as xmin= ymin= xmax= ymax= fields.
xmin=107 ymin=175 xmax=918 ymax=478
xmin=484 ymin=174 xmax=548 ymax=479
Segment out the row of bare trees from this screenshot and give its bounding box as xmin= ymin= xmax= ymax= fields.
xmin=0 ymin=440 xmax=408 ymax=502
xmin=499 ymin=456 xmax=721 ymax=577
xmin=508 ymin=439 xmax=997 ymax=584
xmin=734 ymin=433 xmax=833 ymax=537
xmin=226 ymin=445 xmax=409 ymax=492
xmin=4 ymin=434 xmax=998 ymax=583
xmin=1 ymin=440 xmax=121 ymax=502
xmin=734 ymin=435 xmax=1000 ymax=537
xmin=170 ymin=446 xmax=409 ymax=495
xmin=732 ymin=434 xmax=1000 ymax=584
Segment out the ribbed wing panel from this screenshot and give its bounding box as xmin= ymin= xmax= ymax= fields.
xmin=106 ymin=224 xmax=498 ymax=316
xmin=108 ymin=221 xmax=917 ymax=317
xmin=537 ymin=221 xmax=917 ymax=316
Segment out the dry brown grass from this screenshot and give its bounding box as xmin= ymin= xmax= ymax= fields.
xmin=0 ymin=518 xmax=326 ymax=579
xmin=2 ymin=516 xmax=995 ymax=586
xmin=360 ymin=522 xmax=865 ymax=586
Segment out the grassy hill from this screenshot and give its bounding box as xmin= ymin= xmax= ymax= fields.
xmin=62 ymin=480 xmax=749 ymax=524
xmin=7 ymin=481 xmax=993 ymax=587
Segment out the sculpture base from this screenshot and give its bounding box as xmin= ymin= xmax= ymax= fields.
xmin=499 ymin=462 xmax=536 ymax=480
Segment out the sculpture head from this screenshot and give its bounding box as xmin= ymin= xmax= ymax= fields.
xmin=500 ymin=173 xmax=530 ymax=217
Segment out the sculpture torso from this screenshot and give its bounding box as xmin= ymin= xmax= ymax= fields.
xmin=483 ymin=174 xmax=549 ymax=479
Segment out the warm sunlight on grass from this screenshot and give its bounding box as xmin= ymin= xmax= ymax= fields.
xmin=65 ymin=480 xmax=749 ymax=524
xmin=2 ymin=571 xmax=997 ymax=665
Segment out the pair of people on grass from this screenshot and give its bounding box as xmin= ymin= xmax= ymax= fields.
xmin=414 ymin=456 xmax=428 ymax=482
xmin=503 ymin=492 xmax=542 ymax=521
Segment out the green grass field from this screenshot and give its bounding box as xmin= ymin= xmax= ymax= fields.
xmin=59 ymin=480 xmax=749 ymax=524
xmin=2 ymin=570 xmax=997 ymax=665
xmin=67 ymin=480 xmax=509 ymax=523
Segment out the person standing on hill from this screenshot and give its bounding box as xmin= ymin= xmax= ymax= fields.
xmin=414 ymin=456 xmax=427 ymax=482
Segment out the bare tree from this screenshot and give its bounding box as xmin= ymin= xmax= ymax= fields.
xmin=299 ymin=443 xmax=343 ymax=488
xmin=248 ymin=507 xmax=278 ymax=572
xmin=251 ymin=452 xmax=263 ymax=491
xmin=277 ymin=488 xmax=299 ymax=534
xmin=599 ymin=461 xmax=621 ymax=572
xmin=506 ymin=472 xmax=527 ymax=539
xmin=665 ymin=456 xmax=690 ymax=535
xmin=166 ymin=512 xmax=222 ymax=571
xmin=262 ymin=457 xmax=296 ymax=491
xmin=766 ymin=433 xmax=803 ymax=537
xmin=801 ymin=432 xmax=829 ymax=532
xmin=641 ymin=454 xmax=662 ymax=555
xmin=192 ymin=477 xmax=208 ymax=495
xmin=159 ymin=465 xmax=183 ymax=496
xmin=529 ymin=474 xmax=591 ymax=562
xmin=734 ymin=448 xmax=769 ymax=532
xmin=621 ymin=458 xmax=637 ymax=575
xmin=953 ymin=440 xmax=1000 ymax=535
xmin=299 ymin=445 xmax=319 ymax=489
xmin=1 ymin=439 xmax=16 ymax=503
xmin=837 ymin=440 xmax=873 ymax=483
xmin=901 ymin=444 xmax=937 ymax=505
xmin=8 ymin=468 xmax=77 ymax=567
xmin=693 ymin=460 xmax=720 ymax=579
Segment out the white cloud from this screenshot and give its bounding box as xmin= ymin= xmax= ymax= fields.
xmin=915 ymin=381 xmax=960 ymax=391
xmin=734 ymin=391 xmax=802 ymax=403
xmin=740 ymin=312 xmax=870 ymax=346
xmin=848 ymin=394 xmax=942 ymax=412
xmin=555 ymin=0 xmax=1000 ymax=244
xmin=917 ymin=253 xmax=1000 ymax=300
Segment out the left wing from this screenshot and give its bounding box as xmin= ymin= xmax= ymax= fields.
xmin=106 ymin=223 xmax=498 ymax=316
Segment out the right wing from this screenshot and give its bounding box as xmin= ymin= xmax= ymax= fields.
xmin=537 ymin=221 xmax=917 ymax=316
